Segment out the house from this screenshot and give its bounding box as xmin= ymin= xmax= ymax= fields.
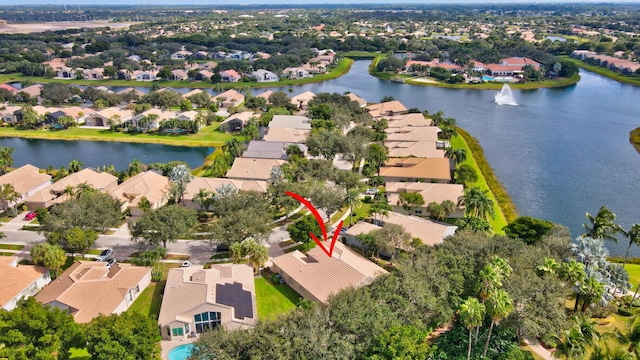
xmin=344 ymin=212 xmax=457 ymax=247
xmin=175 ymin=110 xmax=200 ymax=122
xmin=262 ymin=127 xmax=310 ymax=143
xmin=133 ymin=70 xmax=158 ymax=82
xmin=57 ymin=66 xmax=75 ymax=79
xmin=182 ymin=89 xmax=207 ymax=99
xmin=242 ymin=141 xmax=306 ymax=160
xmin=346 ymin=93 xmax=367 ymax=107
xmin=170 ymin=69 xmax=189 ymax=81
xmin=194 ymin=51 xmax=210 ymax=60
xmin=35 ymin=261 xmax=151 ymax=323
xmin=158 ymin=264 xmax=257 ymax=340
xmin=385 ymin=141 xmax=445 ymax=158
xmin=171 ymin=50 xmax=193 ymax=60
xmin=385 ymin=126 xmax=441 ymax=143
xmin=219 ymin=70 xmax=242 ymax=83
xmin=290 ymin=91 xmax=315 ymax=110
xmin=271 ymin=241 xmax=387 ymax=304
xmin=195 ymin=70 xmax=214 ymax=81
xmin=116 ymin=87 xmax=146 ymax=98
xmin=129 ymin=108 xmax=177 ymax=130
xmin=379 ymin=157 xmax=452 ymax=183
xmin=485 ymin=57 xmax=541 ymax=77
xmin=225 ymin=158 xmax=286 ymax=181
xmin=0 ymin=105 xmax=21 ymax=123
xmin=386 ymin=113 xmax=431 ymax=128
xmin=386 ymin=181 xmax=465 ymax=218
xmin=282 ymin=67 xmax=310 ymax=79
xmin=24 ymin=168 xmax=118 ymax=210
xmin=18 ymin=84 xmax=43 ymax=99
xmin=268 ymin=115 xmax=312 ymax=130
xmin=59 ymin=106 xmax=92 ymax=124
xmin=0 ymin=256 xmax=51 ymax=311
xmin=256 ymin=90 xmax=273 ymax=103
xmin=199 ymin=62 xmax=218 ymax=71
xmin=365 ymin=101 xmax=408 ymax=118
xmin=183 ymin=177 xmax=268 ymax=210
xmin=250 ymin=69 xmax=279 ymax=82
xmin=0 ymin=164 xmax=51 ymax=209
xmin=218 ymin=111 xmax=254 ymax=133
xmin=83 ymin=68 xmax=104 ymax=80
xmin=0 ymin=83 xmax=18 ymax=94
xmin=85 ymin=107 xmax=134 ymax=127
xmin=212 ymin=89 xmax=245 ymax=109
xmin=109 ymin=171 xmax=171 ymax=216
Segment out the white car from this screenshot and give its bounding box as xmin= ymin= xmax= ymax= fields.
xmin=181 ymin=261 xmax=192 ymax=268
xmin=95 ymin=249 xmax=113 ymax=262
xmin=365 ymin=188 xmax=378 ymax=195
xmin=105 ymin=258 xmax=117 ymax=268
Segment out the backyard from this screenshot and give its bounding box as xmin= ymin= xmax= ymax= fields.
xmin=254 ymin=274 xmax=301 ymax=321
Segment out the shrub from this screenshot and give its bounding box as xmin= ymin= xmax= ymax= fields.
xmin=151 ymin=270 xmax=162 ymax=282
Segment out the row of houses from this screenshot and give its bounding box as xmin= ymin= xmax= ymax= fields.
xmin=571 ymin=50 xmax=640 ymax=75
xmin=405 ymin=56 xmax=542 ymax=78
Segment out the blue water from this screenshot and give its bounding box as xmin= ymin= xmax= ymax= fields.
xmin=482 ymin=75 xmax=494 ymax=81
xmin=167 ymin=344 xmax=194 ymax=360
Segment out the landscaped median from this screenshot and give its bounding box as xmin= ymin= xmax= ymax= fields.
xmin=450 ymin=129 xmax=517 ymax=233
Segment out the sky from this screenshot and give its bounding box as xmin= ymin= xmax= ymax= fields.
xmin=3 ymin=0 xmax=640 ymax=5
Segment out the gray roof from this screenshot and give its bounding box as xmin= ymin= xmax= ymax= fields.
xmin=242 ymin=141 xmax=306 ymax=160
xmin=268 ymin=115 xmax=312 ymax=130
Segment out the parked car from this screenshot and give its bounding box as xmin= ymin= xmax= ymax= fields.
xmin=365 ymin=188 xmax=378 ymax=195
xmin=24 ymin=211 xmax=37 ymax=221
xmin=181 ymin=261 xmax=192 ymax=268
xmin=95 ymin=248 xmax=114 ymax=262
xmin=105 ymin=258 xmax=117 ymax=268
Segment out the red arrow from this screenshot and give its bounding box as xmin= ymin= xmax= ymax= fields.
xmin=285 ymin=191 xmax=344 ymax=257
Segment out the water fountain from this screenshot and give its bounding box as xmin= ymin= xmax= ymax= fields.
xmin=494 ymin=84 xmax=518 ymax=106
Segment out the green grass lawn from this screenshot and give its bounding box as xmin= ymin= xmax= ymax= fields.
xmin=349 ymin=203 xmax=372 ymax=226
xmin=254 ymin=276 xmax=301 ymax=321
xmin=0 ymin=243 xmax=25 ymax=250
xmin=450 ymin=132 xmax=510 ymax=233
xmin=0 ymin=123 xmax=233 ymax=147
xmin=69 ymin=348 xmax=91 ymax=360
xmin=624 ymin=263 xmax=640 ymax=290
xmin=405 ymin=74 xmax=580 ymax=90
xmin=127 ymin=263 xmax=180 ymax=319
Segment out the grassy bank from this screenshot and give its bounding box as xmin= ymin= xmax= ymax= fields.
xmin=0 ymin=58 xmax=353 ymax=90
xmin=563 ymin=57 xmax=640 ymax=86
xmin=451 ymin=129 xmax=518 ymax=233
xmin=405 ymin=74 xmax=580 ymax=90
xmin=630 ymin=127 xmax=640 ymax=154
xmin=0 ymin=124 xmax=231 ymax=147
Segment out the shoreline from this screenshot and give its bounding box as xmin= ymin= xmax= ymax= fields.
xmin=0 ymin=58 xmax=353 ymax=90
xmin=631 ymin=127 xmax=640 ymax=154
xmin=563 ymin=57 xmax=640 ymax=87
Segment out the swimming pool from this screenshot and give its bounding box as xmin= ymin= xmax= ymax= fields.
xmin=481 ymin=75 xmax=494 ymax=82
xmin=167 ymin=344 xmax=194 ymax=360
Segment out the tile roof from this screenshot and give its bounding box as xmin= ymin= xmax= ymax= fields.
xmin=271 ymin=242 xmax=387 ymax=304
xmin=0 ymin=164 xmax=51 ymax=195
xmin=386 ymin=113 xmax=432 ymax=127
xmin=109 ymin=171 xmax=170 ymax=207
xmin=386 ymin=182 xmax=464 ymax=209
xmin=365 ymin=100 xmax=408 ymax=118
xmin=225 ymin=158 xmax=286 ymax=181
xmin=262 ymin=127 xmax=310 ymax=143
xmin=385 ymin=126 xmax=441 ymax=142
xmin=385 ymin=141 xmax=445 ymax=158
xmin=380 ymin=158 xmax=452 ymax=182
xmin=0 ymin=256 xmax=49 ymax=308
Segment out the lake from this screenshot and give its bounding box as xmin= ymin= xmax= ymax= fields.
xmin=0 ymin=137 xmax=213 ymax=171
xmin=4 ymin=60 xmax=640 ymax=255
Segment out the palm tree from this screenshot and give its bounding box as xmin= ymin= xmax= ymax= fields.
xmin=552 ymin=326 xmax=590 ymax=360
xmin=622 ymin=224 xmax=640 ymax=268
xmin=0 ymin=146 xmax=14 ymax=175
xmin=462 ymin=187 xmax=495 ymax=220
xmin=611 ymin=314 xmax=640 ymax=358
xmin=582 ymin=206 xmax=623 ymax=243
xmin=445 ymin=147 xmax=467 ymax=165
xmin=482 ymin=289 xmax=514 ymax=357
xmin=344 ymin=188 xmax=362 ymax=226
xmin=68 ymin=159 xmax=84 ymax=173
xmin=127 ymin=159 xmax=144 ymax=178
xmin=193 ymin=188 xmax=211 ymax=211
xmin=459 ymin=297 xmax=485 ymax=360
xmin=169 ymin=164 xmax=193 ymax=204
xmin=247 ymin=241 xmax=269 ymax=274
xmin=222 ymin=138 xmax=245 ymax=159
xmin=62 ymin=185 xmax=76 ymax=200
xmin=208 ymin=153 xmax=230 ymax=177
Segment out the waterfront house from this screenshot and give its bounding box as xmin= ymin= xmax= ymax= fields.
xmin=19 ymin=84 xmax=43 ymax=99
xmin=133 ymin=70 xmax=158 ymax=82
xmin=0 ymin=83 xmax=18 ymax=94
xmin=365 ymin=101 xmax=408 ymax=118
xmin=385 ymin=181 xmax=465 ymax=218
xmin=271 ymin=242 xmax=387 ymax=304
xmin=158 ymin=264 xmax=257 ymax=340
xmin=242 ymin=141 xmax=306 ymax=160
xmin=282 ymin=67 xmax=310 ymax=79
xmin=226 ymin=158 xmax=286 ymax=181
xmin=171 ymin=50 xmax=193 ymax=60
xmin=129 ymin=108 xmax=177 ymax=131
xmin=116 ymin=87 xmax=146 ymax=98
xmin=262 ymin=127 xmax=310 ymax=143
xmin=256 ymin=90 xmax=273 ymax=104
xmin=218 ymin=111 xmax=254 ymax=133
xmin=24 ymin=168 xmax=118 ymax=210
xmin=220 ymin=70 xmax=242 ymax=83
xmin=251 ymin=69 xmax=279 ymax=82
xmin=386 ymin=113 xmax=432 ymax=128
xmin=57 ymin=66 xmax=75 ymax=79
xmin=109 ymin=171 xmax=171 ymax=216
xmin=212 ymin=90 xmax=245 ymax=109
xmin=182 ymin=89 xmax=207 ymax=99
xmin=0 ymin=256 xmax=51 ymax=311
xmin=0 ymin=105 xmax=23 ymax=124
xmin=35 ymin=261 xmax=151 ymax=323
xmin=346 ymin=93 xmax=367 ymax=107
xmin=170 ymin=69 xmax=189 ymax=81
xmin=268 ymin=115 xmax=312 ymax=130
xmin=379 ymin=157 xmax=452 ymax=183
xmin=83 ymin=68 xmax=104 ymax=80
xmin=385 ymin=141 xmax=445 ymax=158
xmin=85 ymin=107 xmax=134 ymax=127
xmin=0 ymin=164 xmax=51 ymax=209
xmin=195 ymin=70 xmax=213 ymax=81
xmin=290 ymin=91 xmax=315 ymax=110
xmin=385 ymin=126 xmax=441 ymax=143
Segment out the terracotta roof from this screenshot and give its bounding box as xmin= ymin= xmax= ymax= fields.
xmin=0 ymin=84 xmax=18 ymax=93
xmin=24 ymin=168 xmax=117 ymax=206
xmin=377 ymin=211 xmax=457 ymax=246
xmin=109 ymin=171 xmax=170 ymax=208
xmin=35 ymin=261 xmax=151 ymax=323
xmin=213 ymin=89 xmax=245 ymax=103
xmin=386 ymin=113 xmax=432 ymax=127
xmin=0 ymin=164 xmax=51 ymax=195
xmin=385 ymin=141 xmax=445 ymax=158
xmin=365 ymin=101 xmax=408 ymax=118
xmin=386 ymin=182 xmax=464 ymax=209
xmin=20 ymin=84 xmax=42 ymax=97
xmin=262 ymin=127 xmax=310 ymax=143
xmin=92 ymin=107 xmax=134 ymax=121
xmin=60 ymin=106 xmax=91 ymax=119
xmin=385 ymin=126 xmax=441 ymax=142
xmin=380 ymin=158 xmax=452 ymax=182
xmin=158 ymin=264 xmax=257 ymax=327
xmin=290 ymin=91 xmax=315 ymax=107
xmin=346 ymin=93 xmax=367 ymax=107
xmin=183 ymin=89 xmax=207 ymax=99
xmin=0 ymin=256 xmax=49 ymax=309
xmin=183 ymin=177 xmax=267 ymax=199
xmin=256 ymin=90 xmax=273 ymax=102
xmin=271 ymin=242 xmax=387 ymax=304
xmin=220 ymin=69 xmax=241 ymax=78
xmin=225 ymin=158 xmax=286 ymax=181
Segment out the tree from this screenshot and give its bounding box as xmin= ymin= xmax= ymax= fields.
xmin=129 ymin=205 xmax=197 ymax=248
xmin=445 ymin=147 xmax=467 ymax=165
xmin=0 ymin=297 xmax=84 ymax=359
xmin=611 ymin=315 xmax=640 ymax=359
xmin=268 ymin=91 xmax=295 ymax=110
xmin=582 ymin=206 xmax=623 ymax=243
xmin=308 ymin=183 xmax=345 ymax=218
xmin=459 ymin=297 xmax=486 ymax=360
xmin=344 ymin=188 xmax=362 ymax=226
xmin=245 ymin=96 xmax=267 ymax=111
xmin=622 ymin=224 xmax=640 ymax=268
xmin=482 ymin=289 xmax=515 ymax=357
xmin=127 ymin=159 xmax=145 ymax=178
xmin=372 ymin=223 xmax=411 ymax=260
xmin=287 ymin=215 xmax=322 ymax=244
xmin=40 ymin=82 xmax=73 ymax=104
xmin=222 ymin=138 xmax=246 ymax=159
xmin=180 ymin=99 xmax=193 ymax=112
xmin=306 ymin=129 xmax=346 ymax=160
xmin=208 ymin=192 xmax=272 ymax=245
xmin=40 ymin=191 xmax=123 ymax=235
xmin=68 ymin=159 xmax=84 ymax=173
xmin=229 ymin=238 xmax=268 ymax=274
xmin=365 ymin=143 xmax=389 ymax=176
xmin=85 ymin=312 xmax=160 ymax=360
xmin=0 ymin=183 xmax=21 ymax=214
xmin=169 ymin=164 xmax=193 ymax=204
xmin=398 ymin=192 xmax=425 ymax=215
xmin=62 ymin=226 xmax=98 ymax=258
xmin=462 ymin=187 xmax=495 ymax=220
xmin=455 ymin=164 xmax=478 ymax=185
xmin=0 ymin=146 xmax=14 ymax=175
xmin=503 ymin=216 xmax=554 ymax=245
xmin=367 ymin=325 xmax=431 ymax=360
xmin=30 ymin=243 xmax=66 ymax=277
